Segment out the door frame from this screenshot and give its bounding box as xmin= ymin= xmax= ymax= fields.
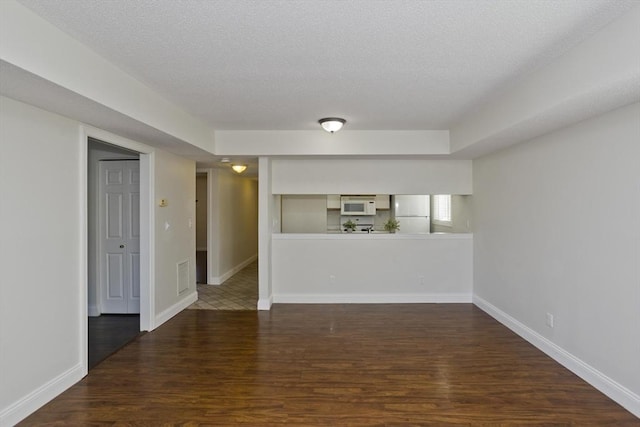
xmin=80 ymin=125 xmax=155 ymax=375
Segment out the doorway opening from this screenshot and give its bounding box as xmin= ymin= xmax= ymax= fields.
xmin=189 ymin=167 xmax=260 ymax=310
xmin=195 ymin=172 xmax=208 ymax=284
xmin=87 ymin=138 xmax=143 ymax=368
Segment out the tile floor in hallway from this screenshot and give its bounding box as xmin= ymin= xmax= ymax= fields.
xmin=187 ymin=260 xmax=257 ymax=310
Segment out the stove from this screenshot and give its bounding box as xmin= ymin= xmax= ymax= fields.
xmin=340 ymin=215 xmax=375 ymax=233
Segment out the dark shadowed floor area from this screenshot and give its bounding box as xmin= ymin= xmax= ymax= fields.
xmin=88 ymin=314 xmax=140 ymax=369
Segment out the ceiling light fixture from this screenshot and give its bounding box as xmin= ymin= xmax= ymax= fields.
xmin=319 ymin=117 xmax=346 ymax=133
xmin=220 ymin=157 xmax=230 ymax=163
xmin=231 ymin=164 xmax=247 ymax=174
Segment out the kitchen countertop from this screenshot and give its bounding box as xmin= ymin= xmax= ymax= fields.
xmin=273 ymin=232 xmax=472 ymax=240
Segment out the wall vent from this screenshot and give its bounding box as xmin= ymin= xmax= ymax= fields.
xmin=177 ymin=260 xmax=189 ymax=295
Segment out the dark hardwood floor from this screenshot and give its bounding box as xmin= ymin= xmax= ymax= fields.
xmin=24 ymin=305 xmax=637 ymax=425
xmin=88 ymin=314 xmax=141 ymax=370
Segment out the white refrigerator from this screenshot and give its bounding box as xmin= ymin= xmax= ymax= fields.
xmin=393 ymin=195 xmax=430 ymax=234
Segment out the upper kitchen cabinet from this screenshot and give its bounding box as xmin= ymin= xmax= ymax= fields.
xmin=327 ymin=195 xmax=341 ymax=209
xmin=375 ymin=195 xmax=390 ymax=209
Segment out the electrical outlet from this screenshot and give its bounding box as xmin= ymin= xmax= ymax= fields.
xmin=546 ymin=313 xmax=554 ymax=328
xmin=329 ymin=275 xmax=336 ymax=285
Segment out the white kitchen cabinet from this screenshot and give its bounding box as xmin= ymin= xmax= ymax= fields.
xmin=375 ymin=195 xmax=390 ymax=209
xmin=327 ymin=194 xmax=341 ymax=209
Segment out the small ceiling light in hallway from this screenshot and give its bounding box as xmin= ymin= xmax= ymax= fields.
xmin=231 ymin=164 xmax=247 ymax=174
xmin=319 ymin=117 xmax=346 ymax=133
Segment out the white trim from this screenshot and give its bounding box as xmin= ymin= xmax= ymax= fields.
xmin=207 ymin=168 xmax=220 ymax=286
xmin=257 ymin=296 xmax=273 ymax=310
xmin=154 ymin=291 xmax=198 ymax=328
xmin=141 ymin=151 xmax=155 ymax=331
xmin=473 ymin=295 xmax=640 ymax=418
xmin=87 ymin=304 xmax=101 ymax=317
xmin=0 ymin=364 xmax=84 ymax=426
xmin=82 ymin=125 xmax=154 ymax=331
xmin=273 ymin=293 xmax=472 ymax=304
xmin=209 ymin=254 xmax=257 ymax=285
xmin=78 ymin=127 xmax=89 ymax=377
xmin=258 ymin=157 xmax=273 ymax=313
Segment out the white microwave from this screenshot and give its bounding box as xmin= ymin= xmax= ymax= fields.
xmin=341 ymin=197 xmax=376 ymax=215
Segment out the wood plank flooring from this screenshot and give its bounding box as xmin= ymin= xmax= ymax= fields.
xmin=22 ymin=304 xmax=638 ymax=425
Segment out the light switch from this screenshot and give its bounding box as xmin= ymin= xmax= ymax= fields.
xmin=164 ymin=221 xmax=170 ymax=231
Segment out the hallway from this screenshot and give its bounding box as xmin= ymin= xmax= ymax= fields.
xmin=188 ymin=260 xmax=257 ymax=310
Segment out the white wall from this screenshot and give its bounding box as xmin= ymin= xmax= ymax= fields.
xmin=272 ymin=234 xmax=472 ymax=303
xmin=450 ymin=4 xmax=640 ymax=158
xmin=0 ymin=95 xmax=85 ymax=425
xmin=473 ymin=102 xmax=640 ymax=416
xmin=258 ymin=157 xmax=279 ymax=309
xmin=0 ymin=96 xmax=198 ymax=425
xmin=208 ymin=169 xmax=258 ymax=284
xmin=215 ymin=130 xmax=449 ymax=156
xmin=272 ymin=159 xmax=472 ymax=195
xmin=152 ymin=149 xmax=197 ymax=319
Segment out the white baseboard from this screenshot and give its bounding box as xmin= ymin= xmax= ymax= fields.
xmin=257 ymin=296 xmax=273 ymax=310
xmin=209 ymin=254 xmax=257 ymax=285
xmin=87 ymin=304 xmax=100 ymax=317
xmin=273 ymin=293 xmax=472 ymax=304
xmin=473 ymin=294 xmax=640 ymax=418
xmin=0 ymin=364 xmax=84 ymax=426
xmin=154 ymin=290 xmax=198 ymax=329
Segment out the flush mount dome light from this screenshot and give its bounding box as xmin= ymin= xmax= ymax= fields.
xmin=231 ymin=164 xmax=247 ymax=174
xmin=319 ymin=117 xmax=346 ymax=133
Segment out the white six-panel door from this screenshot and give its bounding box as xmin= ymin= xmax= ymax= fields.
xmin=99 ymin=160 xmax=140 ymax=313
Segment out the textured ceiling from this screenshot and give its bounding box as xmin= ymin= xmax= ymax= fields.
xmin=15 ymin=0 xmax=636 ymax=131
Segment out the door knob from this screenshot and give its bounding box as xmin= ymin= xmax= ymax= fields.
xmin=120 ymin=244 xmax=125 ymax=248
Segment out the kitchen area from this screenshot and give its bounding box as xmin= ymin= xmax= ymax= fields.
xmin=280 ymin=194 xmax=471 ymax=234
xmin=266 ymin=158 xmax=474 ymax=305
xmin=272 ymin=193 xmax=473 ymax=304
